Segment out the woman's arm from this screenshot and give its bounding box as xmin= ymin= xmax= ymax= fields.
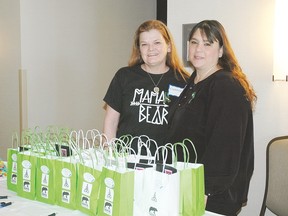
xmin=103 ymin=105 xmax=120 ymax=141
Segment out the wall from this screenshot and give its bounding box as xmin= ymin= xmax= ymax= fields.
xmin=0 ymin=0 xmax=21 ymax=160
xmin=167 ymin=0 xmax=288 ymax=215
xmin=0 ymin=0 xmax=156 ymax=160
xmin=19 ymin=1 xmax=156 ymax=130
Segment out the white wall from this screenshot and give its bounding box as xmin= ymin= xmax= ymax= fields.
xmin=167 ymin=0 xmax=288 ymax=215
xmin=0 ymin=0 xmax=156 ymax=160
xmin=20 ymin=0 xmax=156 ymax=131
xmin=0 ymin=0 xmax=21 ymax=160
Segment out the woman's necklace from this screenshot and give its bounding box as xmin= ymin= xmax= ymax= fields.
xmin=146 ymin=72 xmax=165 ymax=93
xmin=194 ymin=65 xmax=217 ymax=84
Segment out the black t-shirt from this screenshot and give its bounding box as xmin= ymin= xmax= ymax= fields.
xmin=104 ymin=64 xmax=187 ymax=150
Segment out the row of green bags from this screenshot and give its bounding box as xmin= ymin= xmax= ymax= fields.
xmin=7 ymin=126 xmax=79 ymax=208
xmin=7 ymin=128 xmax=205 ymax=216
xmin=6 ymin=127 xmax=133 ymax=215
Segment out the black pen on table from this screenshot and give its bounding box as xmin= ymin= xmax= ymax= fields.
xmin=0 ymin=201 xmax=12 ymax=208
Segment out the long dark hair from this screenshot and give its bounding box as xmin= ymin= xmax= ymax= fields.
xmin=189 ymin=20 xmax=257 ymax=109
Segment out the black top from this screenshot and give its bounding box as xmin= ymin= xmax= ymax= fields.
xmin=104 ymin=64 xmax=187 ymax=149
xmin=167 ymin=69 xmax=254 ymax=215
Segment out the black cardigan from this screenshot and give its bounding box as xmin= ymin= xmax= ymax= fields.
xmin=167 ymin=69 xmax=254 ymax=215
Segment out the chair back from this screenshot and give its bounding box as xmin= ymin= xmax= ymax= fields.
xmin=260 ymin=136 xmax=288 ymax=216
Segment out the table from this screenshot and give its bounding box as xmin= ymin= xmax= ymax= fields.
xmin=0 ymin=177 xmax=222 ymax=216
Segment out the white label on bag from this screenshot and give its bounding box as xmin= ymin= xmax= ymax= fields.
xmin=105 ymin=187 xmax=114 ymax=202
xmin=22 ymin=160 xmax=31 ymax=169
xmin=12 ymin=161 xmax=17 ymax=172
xmin=41 ymin=173 xmax=49 ymax=186
xmin=82 ymin=182 xmax=92 ymax=196
xmin=81 ymin=195 xmax=90 ymax=209
xmin=62 ymin=177 xmax=71 ymax=190
xmin=104 ymin=177 xmax=115 ymax=189
xmin=62 ymin=190 xmax=70 ymax=203
xmin=11 ymin=172 xmax=17 ymax=184
xmin=23 ymin=168 xmax=31 ymax=180
xmin=41 ymin=165 xmax=50 ymax=174
xmin=12 ymin=153 xmax=17 ymax=161
xmin=104 ymin=200 xmax=113 ymax=215
xmin=23 ymin=180 xmax=31 ymax=192
xmin=84 ymin=172 xmax=95 ymax=183
xmin=61 ymin=168 xmax=72 ymax=178
xmin=41 ymin=185 xmax=49 ymax=198
xmin=104 ymin=177 xmax=115 ymax=215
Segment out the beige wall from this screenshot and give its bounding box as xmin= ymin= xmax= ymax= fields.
xmin=20 ymin=0 xmax=156 ymax=131
xmin=167 ymin=0 xmax=288 ymax=215
xmin=0 ymin=0 xmax=21 ymax=160
xmin=0 ymin=0 xmax=156 ymax=160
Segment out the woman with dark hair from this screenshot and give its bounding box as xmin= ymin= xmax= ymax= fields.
xmin=103 ymin=20 xmax=189 ymax=149
xmin=167 ymin=20 xmax=257 ymax=215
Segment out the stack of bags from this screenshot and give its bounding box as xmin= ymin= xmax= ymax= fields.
xmin=6 ymin=126 xmax=205 ymax=216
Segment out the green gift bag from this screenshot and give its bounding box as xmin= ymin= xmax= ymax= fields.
xmin=54 ymin=129 xmax=81 ymax=210
xmin=7 ymin=148 xmax=19 ymax=191
xmin=16 ymin=151 xmax=38 ymax=200
xmin=178 ymin=162 xmax=205 ymax=216
xmin=98 ymin=166 xmax=134 ymax=216
xmin=7 ymin=131 xmax=31 ymax=192
xmin=54 ymin=156 xmax=78 ymax=210
xmin=172 ymin=139 xmax=205 ymax=216
xmin=74 ymin=128 xmax=107 ymax=215
xmin=34 ymin=129 xmax=60 ymax=205
xmin=35 ymin=155 xmax=57 ymax=205
xmin=76 ymin=156 xmax=103 ymax=215
xmin=7 ymin=133 xmax=20 ymax=192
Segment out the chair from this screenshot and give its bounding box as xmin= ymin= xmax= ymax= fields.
xmin=260 ymin=136 xmax=288 ymax=216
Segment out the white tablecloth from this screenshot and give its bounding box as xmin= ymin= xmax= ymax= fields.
xmin=0 ymin=177 xmax=222 ymax=216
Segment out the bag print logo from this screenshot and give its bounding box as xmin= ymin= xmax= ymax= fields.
xmin=41 ymin=186 xmax=48 ymax=198
xmin=40 ymin=165 xmax=50 ymax=199
xmin=11 ymin=162 xmax=18 ymax=184
xmin=22 ymin=160 xmax=31 ymax=192
xmin=82 ymin=172 xmax=95 ymax=196
xmin=42 ymin=174 xmax=48 ymax=185
xmin=61 ymin=168 xmax=72 ymax=190
xmin=82 ymin=182 xmax=92 ymax=195
xmin=12 ymin=153 xmax=17 ymax=172
xmin=11 ymin=173 xmax=17 ymax=184
xmin=80 ymin=172 xmax=95 ymax=209
xmin=23 ymin=181 xmax=30 ymax=192
xmin=81 ymin=195 xmax=90 ymax=209
xmin=103 ymin=177 xmax=115 ymax=215
xmin=9 ymin=153 xmax=18 ymax=185
xmin=149 ymin=192 xmax=158 ymax=216
xmin=61 ymin=168 xmax=72 ymax=203
xmin=151 ymin=192 xmax=157 ymax=202
xmin=41 ymin=165 xmax=50 ymax=185
xmin=149 ymin=206 xmax=158 ymax=216
xmin=104 ymin=201 xmax=113 ymax=215
xmin=62 ymin=191 xmax=70 ymax=203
